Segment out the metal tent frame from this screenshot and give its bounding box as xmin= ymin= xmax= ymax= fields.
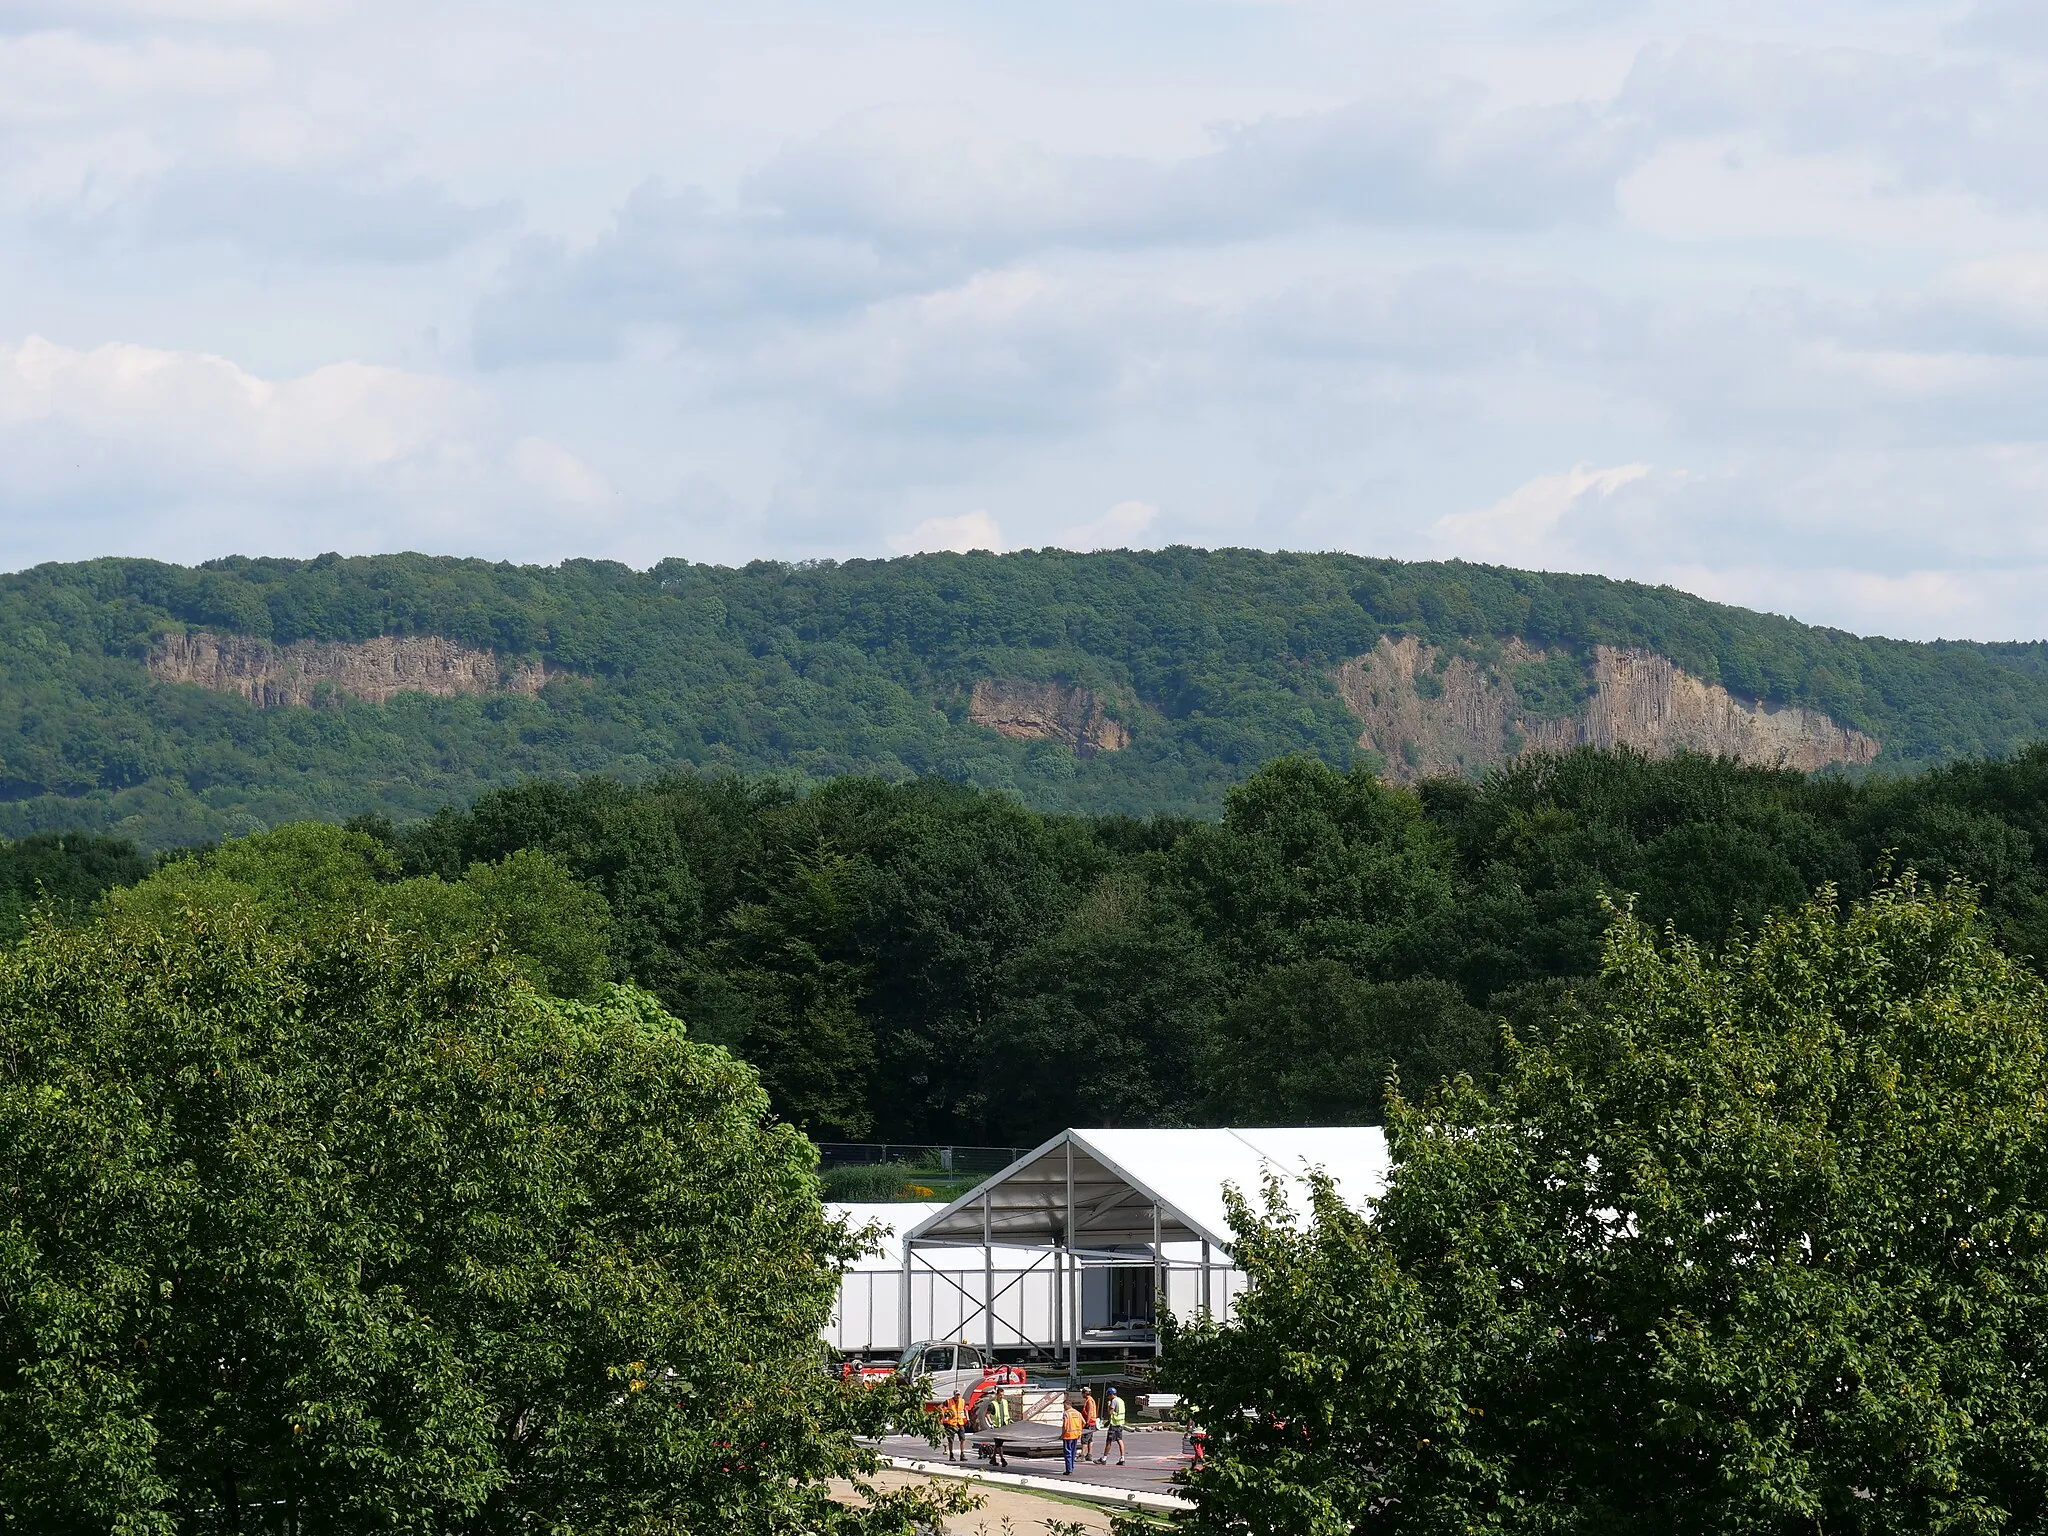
xmin=897 ymin=1126 xmax=1390 ymax=1378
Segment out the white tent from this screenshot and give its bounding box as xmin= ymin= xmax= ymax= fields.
xmin=848 ymin=1127 xmax=1389 ymax=1368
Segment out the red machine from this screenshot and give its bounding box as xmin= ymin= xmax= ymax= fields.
xmin=843 ymin=1341 xmax=1027 ymax=1428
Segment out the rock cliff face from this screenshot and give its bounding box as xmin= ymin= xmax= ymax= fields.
xmin=968 ymin=680 xmax=1130 ymax=756
xmin=149 ymin=631 xmax=548 ymax=708
xmin=1335 ymin=635 xmax=1879 ymax=784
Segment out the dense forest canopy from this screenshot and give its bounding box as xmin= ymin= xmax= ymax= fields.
xmin=18 ymin=743 xmax=2048 ymax=1147
xmin=6 ymin=548 xmax=2048 ymax=848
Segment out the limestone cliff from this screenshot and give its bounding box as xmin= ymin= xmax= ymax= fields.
xmin=1335 ymin=635 xmax=1879 ymax=784
xmin=149 ymin=631 xmax=548 ymax=708
xmin=968 ymin=680 xmax=1130 ymax=756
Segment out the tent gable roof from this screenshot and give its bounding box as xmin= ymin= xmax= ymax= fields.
xmin=902 ymin=1127 xmax=1390 ymax=1251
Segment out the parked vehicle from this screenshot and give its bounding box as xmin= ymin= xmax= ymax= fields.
xmin=889 ymin=1340 xmax=1026 ymax=1428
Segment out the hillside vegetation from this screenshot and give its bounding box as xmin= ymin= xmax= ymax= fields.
xmin=5 ymin=549 xmax=2048 ymax=847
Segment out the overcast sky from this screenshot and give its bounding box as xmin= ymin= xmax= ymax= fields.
xmin=2 ymin=1 xmax=2045 ymax=639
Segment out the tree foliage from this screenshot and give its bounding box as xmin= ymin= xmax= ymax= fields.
xmin=0 ymin=903 xmax=942 ymax=1534
xmin=1165 ymin=880 xmax=2048 ymax=1534
xmin=106 ymin=821 xmax=615 ymax=1001
xmin=24 ymin=741 xmax=2048 ymax=1144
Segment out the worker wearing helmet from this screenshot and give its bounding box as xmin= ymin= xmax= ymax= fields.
xmin=1101 ymin=1385 xmax=1127 ymax=1464
xmin=1061 ymin=1398 xmax=1085 ymax=1475
xmin=942 ymin=1392 xmax=968 ymax=1460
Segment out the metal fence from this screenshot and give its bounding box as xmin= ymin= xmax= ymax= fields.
xmin=814 ymin=1142 xmax=1031 ymax=1174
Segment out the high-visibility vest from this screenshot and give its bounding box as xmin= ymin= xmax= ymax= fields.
xmin=1062 ymin=1407 xmax=1084 ymax=1441
xmin=1108 ymin=1396 xmax=1126 ymax=1427
xmin=1083 ymin=1395 xmax=1098 ymax=1426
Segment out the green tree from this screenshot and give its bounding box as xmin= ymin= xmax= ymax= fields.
xmin=1165 ymin=880 xmax=2048 ymax=1534
xmin=406 ymin=779 xmax=703 ymax=1008
xmin=107 ymin=823 xmax=615 ymax=1002
xmin=377 ymin=848 xmax=615 ymax=1001
xmin=986 ymin=871 xmax=1224 ymax=1137
xmin=1169 ymin=757 xmax=1454 ymax=979
xmin=0 ymin=831 xmax=151 ymax=941
xmin=0 ymin=905 xmax=945 ymax=1533
xmin=1208 ymin=963 xmax=1493 ymax=1126
xmin=706 ymin=845 xmax=878 ymax=1139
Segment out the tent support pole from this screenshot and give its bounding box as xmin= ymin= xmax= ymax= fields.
xmin=1152 ymin=1203 xmax=1164 ymax=1358
xmin=1065 ymin=1138 xmax=1078 ymax=1382
xmin=1200 ymin=1239 xmax=1212 ymax=1322
xmin=900 ymin=1237 xmax=913 ymax=1355
xmin=1052 ymin=1241 xmax=1063 ymax=1371
xmin=982 ymin=1194 xmax=994 ymax=1355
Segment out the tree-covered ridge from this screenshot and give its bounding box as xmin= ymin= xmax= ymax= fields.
xmin=6 ymin=548 xmax=2048 ymax=846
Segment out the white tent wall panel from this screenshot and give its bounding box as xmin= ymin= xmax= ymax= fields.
xmin=826 ymin=1263 xmax=1061 ymax=1354
xmin=826 ymin=1248 xmax=1243 ymax=1354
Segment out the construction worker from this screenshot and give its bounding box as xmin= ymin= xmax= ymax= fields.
xmin=1079 ymin=1386 xmax=1098 ymax=1463
xmin=942 ymin=1392 xmax=967 ymax=1460
xmin=1102 ymin=1385 xmax=1127 ymax=1464
xmin=1061 ymin=1397 xmax=1085 ymax=1475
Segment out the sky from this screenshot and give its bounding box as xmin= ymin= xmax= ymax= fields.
xmin=2 ymin=1 xmax=2046 ymax=640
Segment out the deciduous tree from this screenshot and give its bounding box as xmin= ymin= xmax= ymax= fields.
xmin=0 ymin=905 xmax=941 ymax=1533
xmin=1166 ymin=880 xmax=2048 ymax=1534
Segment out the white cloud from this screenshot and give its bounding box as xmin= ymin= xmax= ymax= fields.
xmin=0 ymin=31 xmax=271 ymax=126
xmin=511 ymin=435 xmax=616 ymax=507
xmin=1057 ymin=499 xmax=1158 ymax=550
xmin=0 ymin=1 xmax=318 ymax=17
xmin=1431 ymin=463 xmax=1653 ymax=565
xmin=0 ymin=334 xmax=615 ymax=561
xmin=138 ymin=164 xmax=515 ymax=261
xmin=1662 ymin=563 xmax=2048 ymax=643
xmin=889 ymin=510 xmax=1006 ymax=554
xmin=474 ymin=86 xmax=1640 ymax=367
xmin=0 ymin=334 xmax=470 ymax=469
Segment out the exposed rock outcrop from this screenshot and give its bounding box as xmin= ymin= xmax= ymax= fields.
xmin=968 ymin=680 xmax=1130 ymax=756
xmin=1334 ymin=635 xmax=1879 ymax=784
xmin=149 ymin=631 xmax=548 ymax=708
xmin=1571 ymin=647 xmax=1878 ymax=768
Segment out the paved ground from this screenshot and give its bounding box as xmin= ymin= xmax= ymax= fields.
xmin=877 ymin=1423 xmax=1192 ymax=1496
xmin=833 ymin=1467 xmax=1120 ymax=1534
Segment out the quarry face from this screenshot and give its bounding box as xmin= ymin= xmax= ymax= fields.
xmin=1335 ymin=635 xmax=1880 ymax=783
xmin=149 ymin=632 xmax=548 ymax=708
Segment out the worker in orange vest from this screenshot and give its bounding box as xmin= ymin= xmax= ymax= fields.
xmin=1079 ymin=1386 xmax=1098 ymax=1463
xmin=941 ymin=1392 xmax=968 ymax=1460
xmin=1061 ymin=1397 xmax=1085 ymax=1475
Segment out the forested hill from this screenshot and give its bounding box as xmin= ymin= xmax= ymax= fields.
xmin=5 ymin=547 xmax=2048 ymax=847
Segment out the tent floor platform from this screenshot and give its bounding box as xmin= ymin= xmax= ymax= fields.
xmin=874 ymin=1425 xmax=1192 ymax=1495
